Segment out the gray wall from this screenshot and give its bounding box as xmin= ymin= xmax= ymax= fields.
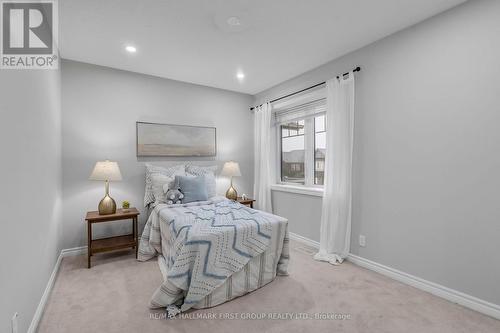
xmin=0 ymin=70 xmax=62 ymax=331
xmin=256 ymin=0 xmax=500 ymax=305
xmin=61 ymin=60 xmax=254 ymax=249
xmin=272 ymin=191 xmax=322 ymax=242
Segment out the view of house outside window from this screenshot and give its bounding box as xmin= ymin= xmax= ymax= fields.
xmin=280 ymin=115 xmax=326 ymax=186
xmin=281 ymin=120 xmax=305 ymax=184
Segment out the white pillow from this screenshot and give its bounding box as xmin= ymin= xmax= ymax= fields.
xmin=186 ymin=165 xmax=217 ymax=198
xmin=144 ymin=164 xmax=185 ymax=207
xmin=150 ymin=174 xmax=175 ymax=206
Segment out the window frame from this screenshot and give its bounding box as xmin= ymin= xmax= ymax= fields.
xmin=314 ymin=114 xmax=326 ymax=186
xmin=276 ymin=115 xmax=325 ymax=189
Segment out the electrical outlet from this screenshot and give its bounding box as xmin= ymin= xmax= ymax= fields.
xmin=359 ymin=235 xmax=366 ymax=247
xmin=12 ymin=313 xmax=18 ymax=333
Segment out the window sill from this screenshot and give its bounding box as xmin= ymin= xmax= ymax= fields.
xmin=270 ymin=184 xmax=324 ymax=197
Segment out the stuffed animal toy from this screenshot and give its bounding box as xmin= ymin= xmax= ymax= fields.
xmin=165 ymin=188 xmax=184 ymax=205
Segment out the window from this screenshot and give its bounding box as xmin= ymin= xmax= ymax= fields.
xmin=276 ymin=96 xmax=326 ymax=187
xmin=281 ymin=120 xmax=305 ymax=184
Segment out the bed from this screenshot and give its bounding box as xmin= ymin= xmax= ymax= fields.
xmin=138 ymin=196 xmax=289 ymax=312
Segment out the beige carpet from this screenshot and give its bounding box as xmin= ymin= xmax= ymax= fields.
xmin=38 ymin=242 xmax=500 ymax=333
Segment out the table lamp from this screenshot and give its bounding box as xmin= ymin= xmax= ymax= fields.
xmin=89 ymin=160 xmax=122 ymax=215
xmin=221 ymin=161 xmax=241 ymax=200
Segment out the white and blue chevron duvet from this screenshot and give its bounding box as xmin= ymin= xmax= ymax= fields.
xmin=139 ymin=197 xmax=289 ymax=311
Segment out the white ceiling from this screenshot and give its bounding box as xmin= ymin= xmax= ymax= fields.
xmin=60 ymin=0 xmax=466 ymax=95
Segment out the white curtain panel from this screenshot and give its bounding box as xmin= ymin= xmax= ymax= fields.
xmin=253 ymin=102 xmax=273 ymax=212
xmin=314 ymin=72 xmax=355 ymax=265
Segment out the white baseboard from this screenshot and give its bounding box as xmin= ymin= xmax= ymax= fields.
xmin=27 ymin=246 xmax=87 ymax=333
xmin=347 ymin=254 xmax=500 ymax=320
xmin=289 ymin=232 xmax=320 ymax=249
xmin=61 ymin=245 xmax=87 ymax=257
xmin=27 ymin=252 xmax=63 ymax=333
xmin=290 ymin=232 xmax=500 ymax=320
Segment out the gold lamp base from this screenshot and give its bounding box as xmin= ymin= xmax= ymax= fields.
xmin=226 ymin=184 xmax=238 ymax=201
xmin=98 ymin=180 xmax=116 ymax=215
xmin=98 ymin=194 xmax=116 ymax=215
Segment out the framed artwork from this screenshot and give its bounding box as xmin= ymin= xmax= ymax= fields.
xmin=136 ymin=122 xmax=217 ymax=157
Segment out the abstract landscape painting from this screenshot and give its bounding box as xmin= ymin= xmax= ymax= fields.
xmin=137 ymin=122 xmax=216 ymax=157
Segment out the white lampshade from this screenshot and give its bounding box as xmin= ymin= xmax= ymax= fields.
xmin=220 ymin=161 xmax=242 ymax=177
xmin=89 ymin=160 xmax=122 ymax=181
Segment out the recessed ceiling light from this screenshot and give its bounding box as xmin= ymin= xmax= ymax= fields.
xmin=214 ymin=13 xmax=248 ymax=33
xmin=236 ymin=71 xmax=245 ymax=81
xmin=227 ymin=16 xmax=241 ymax=26
xmin=125 ymin=45 xmax=137 ymax=53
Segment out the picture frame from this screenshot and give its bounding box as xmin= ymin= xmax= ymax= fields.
xmin=136 ymin=121 xmax=217 ymax=157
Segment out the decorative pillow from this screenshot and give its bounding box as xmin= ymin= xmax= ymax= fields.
xmin=150 ymin=174 xmax=175 ymax=206
xmin=175 ymin=175 xmax=208 ymax=203
xmin=144 ymin=164 xmax=185 ymax=207
xmin=185 ymin=164 xmax=217 ymax=198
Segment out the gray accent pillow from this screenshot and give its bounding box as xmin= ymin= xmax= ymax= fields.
xmin=175 ymin=175 xmax=208 ymax=203
xmin=185 ymin=164 xmax=217 ymax=198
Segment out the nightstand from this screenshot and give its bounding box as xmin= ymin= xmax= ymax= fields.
xmin=237 ymin=197 xmax=256 ymax=208
xmin=85 ymin=208 xmax=139 ymax=268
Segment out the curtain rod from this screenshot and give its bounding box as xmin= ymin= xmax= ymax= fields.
xmin=250 ymin=66 xmax=361 ymax=111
